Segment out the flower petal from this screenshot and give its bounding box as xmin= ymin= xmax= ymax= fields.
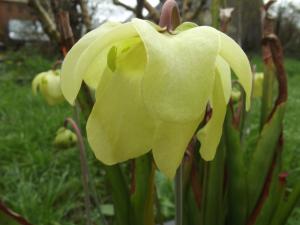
xmin=175 ymin=22 xmax=198 ymax=32
xmin=86 ymin=44 xmax=155 ymax=164
xmin=215 ymin=56 xmax=231 ymax=103
xmin=218 ymin=32 xmax=252 ymax=110
xmin=197 ymin=70 xmax=227 ymax=161
xmin=61 ymin=22 xmax=137 ymax=105
xmin=133 ymin=19 xmax=220 ymax=122
xmin=152 ymin=117 xmax=203 ymax=179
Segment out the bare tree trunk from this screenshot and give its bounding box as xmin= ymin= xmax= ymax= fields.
xmin=136 ymin=0 xmax=145 ymax=18
xmin=79 ymin=0 xmax=92 ymax=31
xmin=28 ymin=0 xmax=60 ymax=43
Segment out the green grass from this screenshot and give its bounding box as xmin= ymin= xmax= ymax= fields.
xmin=0 ymin=48 xmax=299 ymax=225
xmin=0 ymin=49 xmax=109 ymax=225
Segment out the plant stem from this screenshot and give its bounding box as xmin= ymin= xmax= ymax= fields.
xmin=159 ymin=0 xmax=180 ymax=31
xmin=270 ymin=181 xmax=300 ymax=225
xmin=64 ymin=117 xmax=91 ymax=225
xmin=105 ymin=166 xmax=131 ymax=225
xmin=175 ymin=163 xmax=183 ymax=225
xmin=131 ymin=154 xmax=155 ymax=225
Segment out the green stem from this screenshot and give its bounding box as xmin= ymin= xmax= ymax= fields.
xmin=211 ymin=0 xmax=220 ymax=28
xmin=106 ymin=165 xmax=131 ymax=225
xmin=175 ymin=164 xmax=183 ymax=225
xmin=247 ymin=103 xmax=286 ymax=215
xmin=64 ymin=117 xmax=92 ymax=225
xmin=260 ymin=63 xmax=276 ymax=128
xmin=201 ymin=140 xmax=225 ymax=225
xmin=270 ymin=181 xmax=300 ymax=225
xmin=225 ymin=110 xmax=247 ymax=225
xmin=131 ymin=153 xmax=155 ymax=225
xmin=252 ymin=162 xmax=284 ymax=225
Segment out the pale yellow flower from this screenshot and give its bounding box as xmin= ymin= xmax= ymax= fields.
xmin=61 ymin=19 xmax=252 ymax=178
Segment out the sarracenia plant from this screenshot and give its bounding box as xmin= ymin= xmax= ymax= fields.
xmin=54 ymin=0 xmax=299 ymax=225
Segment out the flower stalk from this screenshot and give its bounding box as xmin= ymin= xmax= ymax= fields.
xmin=64 ymin=117 xmax=92 ymax=225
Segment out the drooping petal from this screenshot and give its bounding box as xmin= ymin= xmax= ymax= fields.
xmin=61 ymin=22 xmax=138 ymax=105
xmin=152 ymin=116 xmax=203 ymax=179
xmin=83 ymin=37 xmax=141 ymax=89
xmin=86 ymin=44 xmax=155 ymax=164
xmin=133 ymin=19 xmax=220 ymax=123
xmin=215 ymin=56 xmax=231 ymax=103
xmin=175 ymin=22 xmax=198 ymax=32
xmin=197 ymin=70 xmax=227 ymax=161
xmin=218 ymin=31 xmax=252 ymax=110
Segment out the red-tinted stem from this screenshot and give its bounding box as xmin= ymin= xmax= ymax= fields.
xmin=64 ymin=118 xmax=92 ymax=225
xmin=0 ymin=202 xmax=32 ymax=225
xmin=159 ymin=0 xmax=180 ymax=31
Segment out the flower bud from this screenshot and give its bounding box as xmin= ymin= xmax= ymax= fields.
xmin=32 ymin=70 xmax=65 ymax=105
xmin=53 ymin=127 xmax=77 ymax=149
xmin=253 ymin=72 xmax=264 ymax=97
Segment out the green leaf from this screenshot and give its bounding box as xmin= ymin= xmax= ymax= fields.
xmin=247 ymin=103 xmax=286 ymax=213
xmin=224 ymin=109 xmax=247 ymax=225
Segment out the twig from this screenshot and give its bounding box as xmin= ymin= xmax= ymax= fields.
xmin=144 ymin=1 xmax=160 ymax=22
xmin=185 ymin=0 xmax=207 ymax=20
xmin=28 ymin=0 xmax=60 ymax=42
xmin=112 ymin=0 xmax=135 ymax=12
xmin=79 ymin=0 xmax=92 ymax=31
xmin=0 ymin=202 xmax=32 ymax=225
xmin=136 ymin=0 xmax=144 ymax=18
xmin=183 ymin=0 xmax=191 ymax=14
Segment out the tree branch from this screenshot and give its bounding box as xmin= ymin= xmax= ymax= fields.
xmin=185 ymin=0 xmax=207 ymax=21
xmin=136 ymin=0 xmax=144 ymax=18
xmin=144 ymin=1 xmax=160 ymax=22
xmin=28 ymin=0 xmax=60 ymax=42
xmin=183 ymin=0 xmax=191 ymax=14
xmin=78 ymin=0 xmax=92 ymax=31
xmin=112 ymin=0 xmax=135 ymax=12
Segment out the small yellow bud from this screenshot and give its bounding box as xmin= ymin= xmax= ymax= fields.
xmin=32 ymin=70 xmax=64 ymax=105
xmin=253 ymin=72 xmax=264 ymax=98
xmin=53 ymin=127 xmax=77 ymax=149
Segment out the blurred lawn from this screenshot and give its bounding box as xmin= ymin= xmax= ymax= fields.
xmin=0 ymin=49 xmax=299 ymax=224
xmin=0 ymin=49 xmax=109 ymax=225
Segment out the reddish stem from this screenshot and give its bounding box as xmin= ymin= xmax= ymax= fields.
xmin=0 ymin=202 xmax=32 ymax=225
xmin=64 ymin=118 xmax=92 ymax=225
xmin=159 ymin=0 xmax=180 ymax=31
